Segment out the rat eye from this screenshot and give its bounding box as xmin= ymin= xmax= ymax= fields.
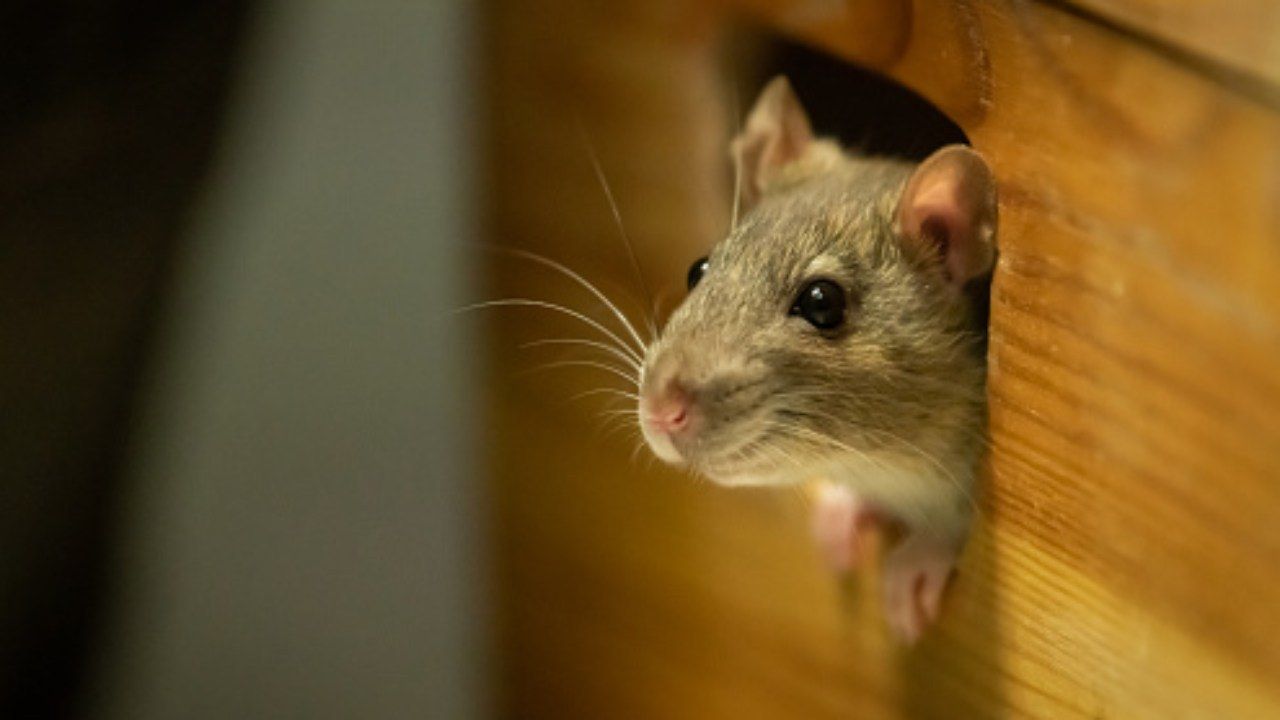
xmin=687 ymin=256 xmax=709 ymax=290
xmin=791 ymin=279 xmax=847 ymax=330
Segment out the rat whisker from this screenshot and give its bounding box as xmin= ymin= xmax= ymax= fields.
xmin=619 ymin=429 xmax=646 ymax=470
xmin=456 ymin=298 xmax=642 ymax=365
xmin=570 ymin=387 xmax=640 ymax=403
xmin=771 ymin=386 xmax=904 ymax=408
xmin=516 ymin=358 xmax=638 ymax=388
xmin=596 ymin=412 xmax=639 ymax=437
xmin=598 ymin=413 xmax=637 ymax=440
xmin=556 ymin=385 xmax=636 ymax=414
xmin=780 ymin=425 xmax=951 ymax=540
xmin=599 ymin=409 xmax=638 ymax=434
xmin=786 ymin=398 xmax=978 ymax=512
xmin=521 ymin=337 xmax=641 ymax=373
xmin=576 ymin=124 xmax=660 ymax=343
xmin=862 ymin=427 xmax=985 ymax=525
xmin=766 ymin=419 xmax=900 ymax=488
xmin=729 ymin=83 xmax=744 ymax=233
xmin=629 ymin=438 xmax=647 ymax=466
xmin=700 ymin=418 xmax=817 ymax=481
xmin=487 ymin=247 xmax=651 ymax=356
xmin=749 ymin=437 xmax=809 ymax=478
xmin=875 ymin=366 xmax=989 ymax=403
xmin=775 ymin=409 xmax=982 ymax=532
xmin=774 ymin=408 xmax=908 ymax=471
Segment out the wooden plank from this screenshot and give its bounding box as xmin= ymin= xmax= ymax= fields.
xmin=484 ymin=0 xmax=1280 ymax=716
xmin=1053 ymin=0 xmax=1280 ymax=92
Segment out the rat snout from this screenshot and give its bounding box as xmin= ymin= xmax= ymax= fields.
xmin=641 ymin=379 xmax=692 ymax=435
xmin=638 ymin=359 xmax=702 ymax=464
xmin=639 ymin=338 xmax=770 ymax=473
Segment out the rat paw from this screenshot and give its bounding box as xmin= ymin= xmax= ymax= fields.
xmin=882 ymin=535 xmax=958 ymax=644
xmin=810 ymin=482 xmax=877 ymax=572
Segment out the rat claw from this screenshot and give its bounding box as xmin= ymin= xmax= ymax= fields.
xmin=882 ymin=534 xmax=958 ymax=644
xmin=810 ymin=482 xmax=876 ymax=572
xmin=920 ymin=565 xmax=950 ymax=623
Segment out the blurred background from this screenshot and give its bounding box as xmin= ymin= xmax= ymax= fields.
xmin=1 ymin=1 xmax=959 ymax=716
xmin=5 ymin=0 xmax=1280 ymax=718
xmin=3 ymin=1 xmax=485 ymax=717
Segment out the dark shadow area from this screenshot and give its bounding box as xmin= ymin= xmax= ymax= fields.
xmin=0 ymin=2 xmax=251 ymax=715
xmin=751 ymin=38 xmax=969 ymax=160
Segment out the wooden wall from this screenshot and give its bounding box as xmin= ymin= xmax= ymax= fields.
xmin=482 ymin=0 xmax=1280 ymax=717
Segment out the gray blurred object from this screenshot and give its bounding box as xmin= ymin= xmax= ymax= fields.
xmin=0 ymin=2 xmax=250 ymax=715
xmin=85 ymin=1 xmax=487 ymax=718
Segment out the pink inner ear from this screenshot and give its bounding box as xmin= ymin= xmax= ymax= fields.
xmin=732 ymin=77 xmax=814 ymax=210
xmin=898 ymin=146 xmax=997 ymax=286
xmin=906 ymin=185 xmax=974 ymax=284
xmin=734 ymin=136 xmax=767 ymax=207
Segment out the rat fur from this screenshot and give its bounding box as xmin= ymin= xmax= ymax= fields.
xmin=637 ymin=76 xmax=997 ymax=642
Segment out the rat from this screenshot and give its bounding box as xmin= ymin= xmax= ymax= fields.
xmin=636 ymin=76 xmax=997 ymax=643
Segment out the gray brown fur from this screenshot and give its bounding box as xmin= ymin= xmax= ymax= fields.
xmin=640 ymin=140 xmax=988 ymax=538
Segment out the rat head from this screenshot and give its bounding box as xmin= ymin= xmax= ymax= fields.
xmin=638 ymin=77 xmax=997 ymax=486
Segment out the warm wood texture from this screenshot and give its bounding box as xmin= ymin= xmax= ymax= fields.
xmin=483 ymin=0 xmax=1280 ymax=717
xmin=1064 ymin=0 xmax=1280 ymax=88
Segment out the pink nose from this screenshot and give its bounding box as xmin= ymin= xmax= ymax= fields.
xmin=643 ymin=382 xmax=692 ymax=435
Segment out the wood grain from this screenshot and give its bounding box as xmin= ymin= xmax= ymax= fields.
xmin=1059 ymin=0 xmax=1280 ymax=90
xmin=483 ymin=0 xmax=1280 ymax=717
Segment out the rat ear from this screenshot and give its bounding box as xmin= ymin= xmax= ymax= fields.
xmin=730 ymin=76 xmax=814 ymax=210
xmin=895 ymin=145 xmax=998 ymax=286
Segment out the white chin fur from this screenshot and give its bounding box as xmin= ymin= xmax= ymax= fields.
xmin=640 ymin=423 xmax=684 ymax=464
xmin=705 ymin=468 xmax=794 ymax=488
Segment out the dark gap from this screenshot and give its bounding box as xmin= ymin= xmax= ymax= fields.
xmin=751 ymin=37 xmax=969 ymax=161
